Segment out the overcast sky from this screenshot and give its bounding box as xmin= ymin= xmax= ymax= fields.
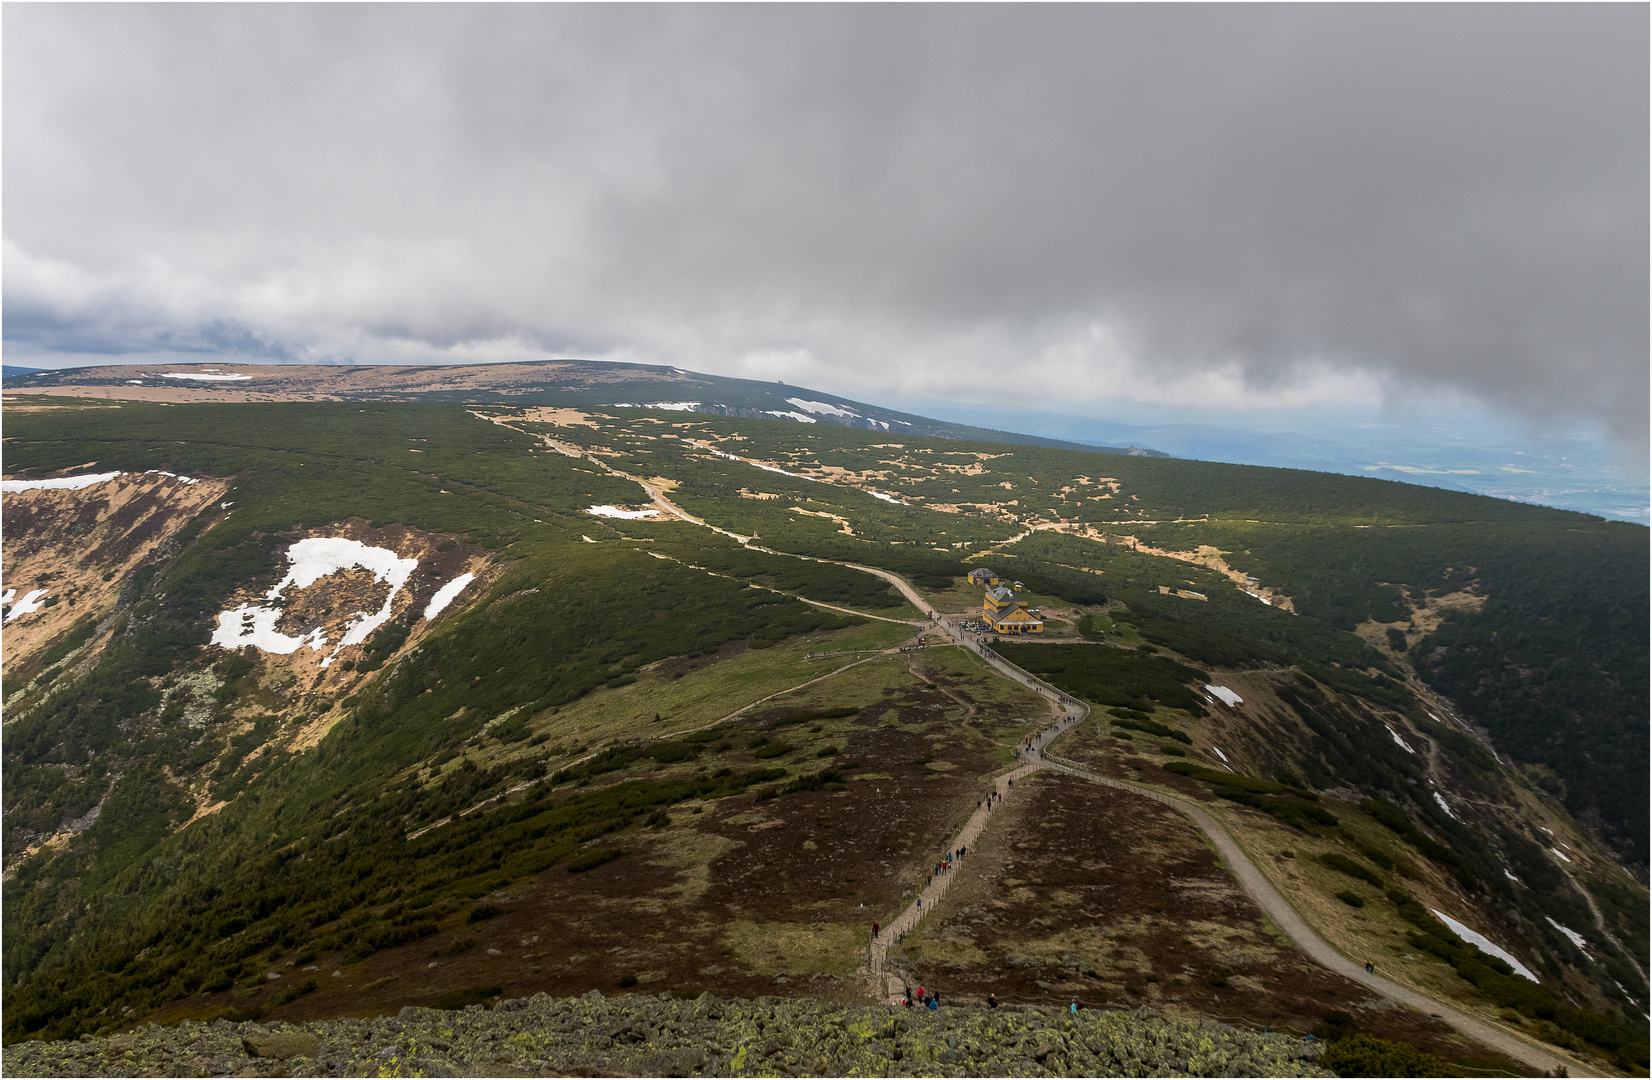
xmin=5 ymin=5 xmax=1646 ymax=452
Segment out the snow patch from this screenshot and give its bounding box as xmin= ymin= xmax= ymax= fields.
xmin=587 ymin=505 xmax=659 ymax=519
xmin=622 ymin=401 xmax=701 ymax=411
xmin=1546 ymin=918 xmax=1589 ymax=951
xmin=1388 ymin=727 xmax=1416 ymax=754
xmin=5 ymin=589 xmax=49 ymax=621
xmin=867 ymin=489 xmax=908 ymax=505
xmin=1205 ymin=685 xmax=1243 ymax=707
xmin=0 ymin=589 xmax=13 ymax=605
xmin=762 ymin=410 xmax=819 ymax=424
xmin=162 ymin=371 xmax=252 ymax=381
xmin=1550 ymin=847 xmax=1572 ymax=863
xmin=3 ymin=471 xmax=124 ymax=492
xmin=145 ymin=470 xmax=199 ymax=484
xmin=210 ymin=538 xmax=418 ymax=667
xmin=1430 ymin=910 xmax=1539 ymax=982
xmin=423 ymin=574 xmax=475 ymax=620
xmin=1432 ymin=791 xmax=1461 ymax=820
xmin=2 ymin=469 xmax=198 ymax=492
xmin=1503 ymin=869 xmax=1522 ymax=884
xmin=1211 ymin=746 xmax=1229 ymax=763
xmin=785 ymin=398 xmax=858 ymax=420
xmin=753 ymin=461 xmax=814 ymax=480
xmin=1244 ymin=590 xmax=1272 ymax=606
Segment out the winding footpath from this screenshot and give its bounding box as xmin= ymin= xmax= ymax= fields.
xmin=859 ymin=573 xmax=1573 ymax=1073
xmin=1038 ymin=756 xmax=1572 ymax=1075
xmin=504 ymin=418 xmax=1577 ymax=1074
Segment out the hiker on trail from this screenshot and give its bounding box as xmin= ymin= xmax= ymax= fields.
xmin=1365 ymin=962 xmax=1374 ymax=975
xmin=987 ymin=993 xmax=998 ymax=1009
xmin=1070 ymin=1001 xmax=1079 ymax=1014
xmin=873 ymin=922 xmax=880 ymax=939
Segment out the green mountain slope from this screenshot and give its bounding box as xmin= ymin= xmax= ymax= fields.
xmin=2 ymin=398 xmax=1645 ymax=1072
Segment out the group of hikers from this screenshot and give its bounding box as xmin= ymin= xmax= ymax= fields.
xmin=933 ymin=845 xmax=968 ymax=878
xmin=900 ymin=986 xmax=943 ymax=1010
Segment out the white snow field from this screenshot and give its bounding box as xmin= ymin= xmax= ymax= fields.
xmin=1551 ymin=847 xmax=1573 ymax=863
xmin=621 ymin=401 xmax=701 ymax=411
xmin=211 ymin=538 xmax=418 ymax=667
xmin=5 ymin=589 xmax=49 ymax=621
xmin=785 ymin=398 xmax=857 ymax=419
xmin=1431 ymin=910 xmax=1538 ymax=982
xmin=1546 ymin=918 xmax=1589 ymax=951
xmin=2 ymin=469 xmax=199 ymax=492
xmin=1432 ymin=791 xmax=1461 ymax=820
xmin=162 ymin=371 xmax=251 ymax=381
xmin=2 ymin=471 xmax=124 ymax=492
xmin=423 ymin=573 xmax=476 ymax=620
xmin=587 ymin=505 xmax=660 ymax=519
xmin=1388 ymin=727 xmax=1417 ymax=753
xmin=867 ymin=490 xmax=908 ymax=505
xmin=1205 ymin=685 xmax=1243 ymax=707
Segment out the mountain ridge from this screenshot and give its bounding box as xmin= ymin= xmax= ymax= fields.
xmin=2 ymin=359 xmax=1168 ymax=458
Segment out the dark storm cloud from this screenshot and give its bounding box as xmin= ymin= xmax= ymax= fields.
xmin=4 ymin=5 xmax=1645 ymax=446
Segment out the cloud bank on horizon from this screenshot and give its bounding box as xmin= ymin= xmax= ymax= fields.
xmin=4 ymin=6 xmax=1646 ymax=450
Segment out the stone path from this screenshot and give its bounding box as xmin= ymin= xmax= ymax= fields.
xmin=866 ymin=709 xmax=1086 ymax=1003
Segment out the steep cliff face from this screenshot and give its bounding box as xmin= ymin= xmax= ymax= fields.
xmin=2 ymin=472 xmax=231 ymax=669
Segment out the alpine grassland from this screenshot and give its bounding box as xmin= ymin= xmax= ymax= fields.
xmin=2 ymin=396 xmax=1645 ymax=1075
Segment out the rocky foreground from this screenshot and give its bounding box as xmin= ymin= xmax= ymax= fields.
xmin=3 ymin=990 xmax=1328 ymax=1078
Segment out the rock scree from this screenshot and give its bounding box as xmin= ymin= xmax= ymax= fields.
xmin=2 ymin=990 xmax=1328 ymax=1077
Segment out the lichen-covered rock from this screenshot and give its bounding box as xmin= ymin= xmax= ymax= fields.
xmin=240 ymin=1026 xmax=322 ymax=1060
xmin=0 ymin=992 xmax=1330 ymax=1077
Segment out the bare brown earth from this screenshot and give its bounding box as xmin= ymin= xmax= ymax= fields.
xmin=1 ymin=472 xmax=231 ymax=667
xmin=888 ymin=771 xmax=1530 ymax=1072
xmin=213 ymin=519 xmax=494 ymax=704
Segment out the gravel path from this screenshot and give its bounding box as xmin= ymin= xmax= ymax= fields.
xmin=1040 ymin=756 xmax=1575 ymax=1076
xmin=855 ymin=562 xmax=1576 ymax=1074
xmin=439 ymin=445 xmax=1583 ymax=1077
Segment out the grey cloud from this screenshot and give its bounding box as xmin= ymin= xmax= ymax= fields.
xmin=4 ymin=5 xmax=1645 ymax=447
